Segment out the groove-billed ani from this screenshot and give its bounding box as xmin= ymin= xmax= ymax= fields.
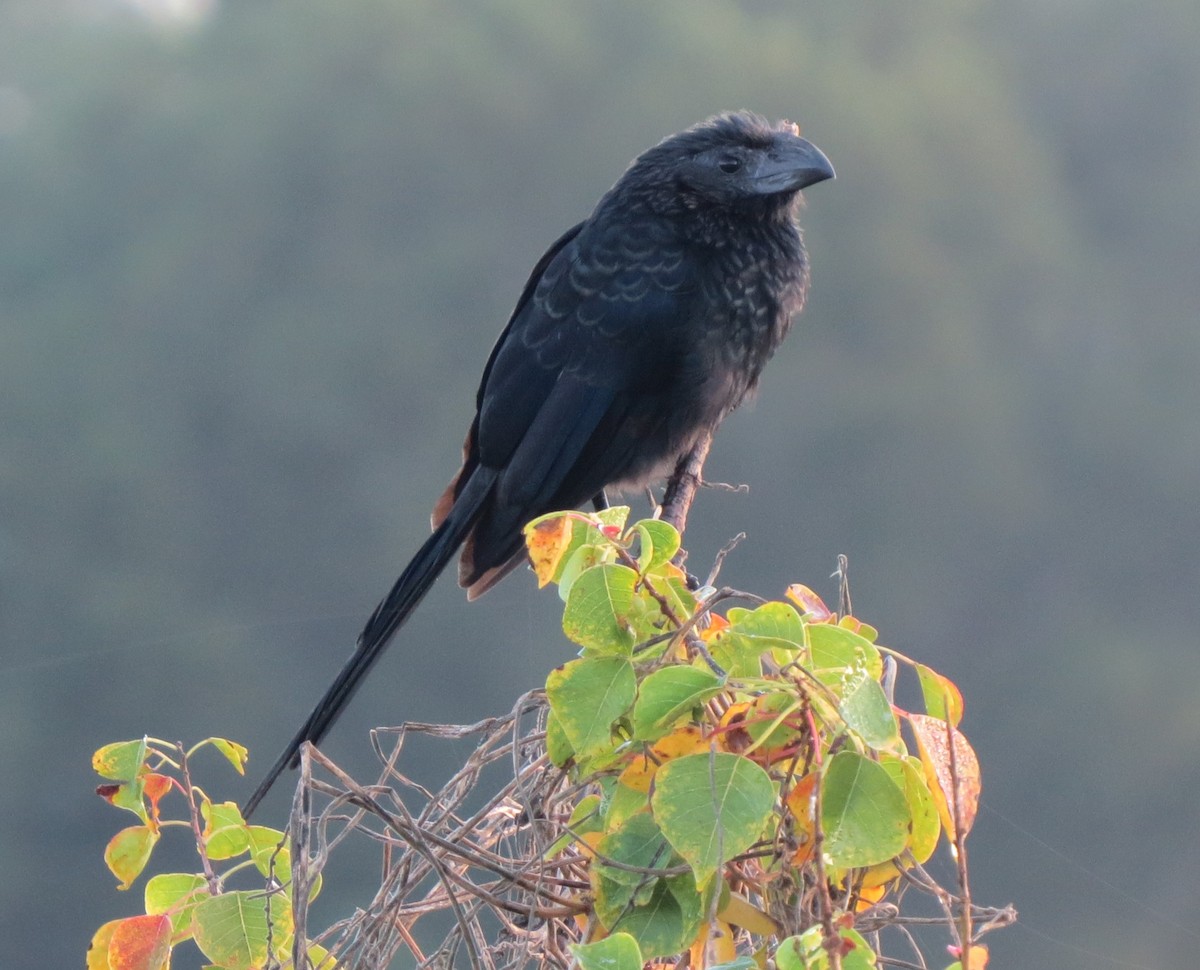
xmin=244 ymin=111 xmax=833 ymax=815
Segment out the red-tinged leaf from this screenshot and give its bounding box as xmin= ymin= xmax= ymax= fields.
xmin=145 ymin=872 xmax=209 ymax=942
xmin=785 ymin=584 xmax=832 ymax=621
xmin=908 ymin=714 xmax=981 ymax=840
xmin=142 ymin=773 xmax=172 ymax=832
xmin=105 ymin=825 xmax=159 ymax=890
xmin=94 ymin=739 xmax=151 ymax=820
xmin=107 ymin=914 xmax=172 ymax=970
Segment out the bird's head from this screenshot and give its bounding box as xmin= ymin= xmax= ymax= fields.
xmin=620 ymin=111 xmax=834 ymax=219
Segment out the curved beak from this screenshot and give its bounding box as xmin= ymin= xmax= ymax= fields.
xmin=750 ymin=135 xmax=835 ymax=194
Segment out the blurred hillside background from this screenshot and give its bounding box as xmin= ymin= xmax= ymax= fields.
xmin=4 ymin=0 xmax=1199 ymax=967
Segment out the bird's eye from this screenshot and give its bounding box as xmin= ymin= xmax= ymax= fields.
xmin=718 ymin=157 xmax=742 ymax=174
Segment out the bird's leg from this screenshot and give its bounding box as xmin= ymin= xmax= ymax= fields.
xmin=660 ymin=431 xmax=714 ymax=589
xmin=660 ymin=431 xmax=713 ymax=535
xmin=591 ymin=491 xmax=610 ymax=512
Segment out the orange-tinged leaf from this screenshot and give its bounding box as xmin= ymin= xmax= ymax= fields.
xmin=142 ymin=773 xmax=172 ymax=833
xmin=105 ymin=825 xmax=159 ymax=890
xmin=699 ymin=612 xmax=731 ymax=641
xmin=784 ymin=773 xmax=818 ymax=867
xmin=916 ymin=664 xmax=965 ymax=727
xmin=524 ymin=515 xmax=575 ymax=588
xmin=854 ymin=883 xmax=887 ymax=911
xmin=107 ymin=914 xmax=172 ymax=970
xmin=785 ymin=584 xmax=832 ymax=622
xmin=908 ymin=714 xmax=981 ymax=840
xmin=946 ymin=943 xmax=989 ymax=969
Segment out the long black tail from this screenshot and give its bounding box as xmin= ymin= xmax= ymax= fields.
xmin=243 ymin=468 xmax=496 ymax=817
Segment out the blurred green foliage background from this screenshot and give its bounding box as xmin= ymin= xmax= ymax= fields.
xmin=4 ymin=0 xmax=1199 ymax=967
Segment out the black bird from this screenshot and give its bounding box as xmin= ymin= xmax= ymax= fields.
xmin=244 ymin=111 xmax=833 ymax=815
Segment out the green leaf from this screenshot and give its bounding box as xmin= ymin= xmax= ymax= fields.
xmin=777 ymin=925 xmax=878 ymax=969
xmin=204 ymin=737 xmax=249 ymax=774
xmin=545 ymin=708 xmax=574 ymax=767
xmin=595 ymin=812 xmax=673 ymax=888
xmin=604 ymin=779 xmax=651 ymax=831
xmin=712 ymin=601 xmax=808 ymax=677
xmin=620 ymin=873 xmax=705 ymax=958
xmin=570 ymin=933 xmax=643 ymax=970
xmin=144 ymin=872 xmax=207 ymax=941
xmin=558 ymin=541 xmax=609 ymax=602
xmin=807 ymin=623 xmax=883 ymax=686
xmin=711 ymin=959 xmax=758 ymax=970
xmin=546 ymin=657 xmax=636 ymax=757
xmin=201 ymin=800 xmax=250 ymax=860
xmin=246 ymin=826 xmax=290 ymax=882
xmin=821 ymin=751 xmax=910 ymax=868
xmin=883 ymin=756 xmax=940 ymax=864
xmin=839 ymin=671 xmax=900 ymax=749
xmin=563 ymin=563 xmax=639 ymax=654
xmin=726 ymin=601 xmax=806 ymax=645
xmin=93 ymin=738 xmax=150 ymax=782
xmin=742 ymin=690 xmax=804 ymax=750
xmin=630 ymin=665 xmax=724 ymax=741
xmin=651 ymin=751 xmax=775 ymax=888
xmin=595 ymin=869 xmax=705 ymax=959
xmin=545 ymin=793 xmax=603 ymax=857
xmin=93 ymin=737 xmax=151 ymax=820
xmin=708 ymin=631 xmax=767 ymax=678
xmin=916 ymin=663 xmax=964 ymax=726
xmin=632 ymin=519 xmax=681 ymax=571
xmin=191 ymin=890 xmax=292 ymax=970
xmin=104 ymin=824 xmax=159 ymax=890
xmin=594 ymin=505 xmax=632 ymax=532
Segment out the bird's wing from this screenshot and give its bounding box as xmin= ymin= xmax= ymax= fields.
xmin=451 ymin=216 xmax=700 ymax=585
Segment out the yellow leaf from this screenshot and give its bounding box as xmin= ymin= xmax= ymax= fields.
xmin=617 ymin=725 xmax=710 ymax=792
xmin=717 ymin=893 xmax=780 ymax=936
xmin=523 ymin=515 xmax=574 ymax=587
xmin=689 ymin=919 xmax=736 ymax=969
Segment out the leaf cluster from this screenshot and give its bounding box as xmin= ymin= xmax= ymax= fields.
xmin=85 ymin=508 xmax=1005 ymax=970
xmin=527 ymin=508 xmax=988 ymax=970
xmin=89 ymin=737 xmax=328 ymax=970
